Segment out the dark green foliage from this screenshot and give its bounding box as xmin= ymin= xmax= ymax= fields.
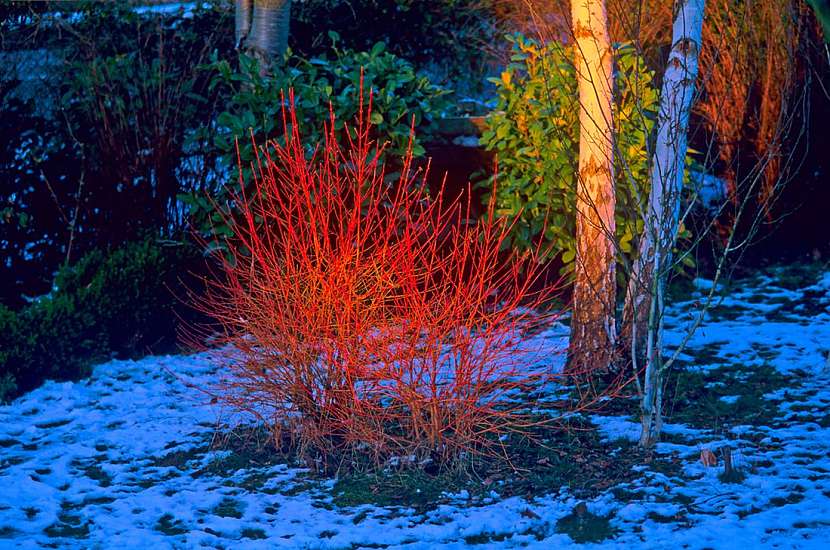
xmin=0 ymin=239 xmax=204 ymax=403
xmin=290 ymin=0 xmax=497 ymax=94
xmin=0 ymin=75 xmax=80 ymax=308
xmin=479 ymin=35 xmax=660 ymax=269
xmin=1 ymin=1 xmax=485 ymax=307
xmin=53 ymin=1 xmax=233 ymax=241
xmin=807 ymin=0 xmax=830 ymax=41
xmin=0 ymin=1 xmax=233 ymax=307
xmin=185 ymin=43 xmax=451 ymax=246
xmin=0 ymin=307 xmax=22 ymax=400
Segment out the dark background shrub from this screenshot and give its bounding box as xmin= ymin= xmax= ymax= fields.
xmin=0 ymin=1 xmax=234 ymax=307
xmin=185 ymin=42 xmax=452 ymax=248
xmin=0 ymin=239 xmax=206 ymax=403
xmin=289 ymin=0 xmax=498 ymax=96
xmin=0 ymin=0 xmax=497 ymax=401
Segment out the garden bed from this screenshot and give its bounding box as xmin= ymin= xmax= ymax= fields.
xmin=1 ymin=264 xmax=829 ymax=547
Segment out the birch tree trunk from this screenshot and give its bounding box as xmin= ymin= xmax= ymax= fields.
xmin=235 ymin=0 xmax=253 ymax=49
xmin=627 ymin=0 xmax=706 ymax=447
xmin=568 ymin=0 xmax=617 ymax=374
xmin=242 ymin=0 xmax=292 ymax=72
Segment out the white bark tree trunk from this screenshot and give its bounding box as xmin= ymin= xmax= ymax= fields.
xmin=569 ymin=0 xmax=617 ymax=374
xmin=235 ymin=0 xmax=253 ymax=49
xmin=241 ymin=0 xmax=291 ymax=72
xmin=630 ymin=0 xmax=706 ymax=447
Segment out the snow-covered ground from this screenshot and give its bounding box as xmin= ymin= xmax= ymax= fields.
xmin=1 ymin=265 xmax=830 ymax=548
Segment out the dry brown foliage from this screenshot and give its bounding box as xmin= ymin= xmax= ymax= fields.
xmin=483 ymin=0 xmax=811 ymax=218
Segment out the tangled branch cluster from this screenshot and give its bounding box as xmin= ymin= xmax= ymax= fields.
xmin=190 ymin=90 xmax=575 ymax=468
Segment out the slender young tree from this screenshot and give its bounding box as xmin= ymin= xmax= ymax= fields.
xmin=568 ymin=0 xmax=617 ymax=374
xmin=625 ymin=0 xmax=706 ymax=447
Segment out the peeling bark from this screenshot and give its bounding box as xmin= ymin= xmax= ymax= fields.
xmin=235 ymin=0 xmax=253 ymax=49
xmin=240 ymin=0 xmax=291 ymax=73
xmin=568 ymin=0 xmax=617 ymax=375
xmin=626 ymin=0 xmax=705 ymax=447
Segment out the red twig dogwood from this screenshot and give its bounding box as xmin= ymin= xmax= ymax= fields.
xmin=189 ymin=85 xmax=594 ymax=467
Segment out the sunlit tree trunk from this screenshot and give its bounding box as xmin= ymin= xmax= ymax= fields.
xmin=568 ymin=0 xmax=617 ymax=374
xmin=627 ymin=0 xmax=705 ymax=447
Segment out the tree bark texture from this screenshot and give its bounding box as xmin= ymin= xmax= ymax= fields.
xmin=569 ymin=0 xmax=617 ymax=375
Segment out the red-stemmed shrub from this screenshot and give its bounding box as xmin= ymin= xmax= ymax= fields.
xmin=191 ymin=89 xmax=572 ymax=468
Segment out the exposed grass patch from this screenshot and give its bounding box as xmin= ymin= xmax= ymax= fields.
xmin=155 ymin=513 xmax=188 ymax=536
xmin=0 ymin=526 xmax=20 ymax=538
xmin=83 ymin=496 xmax=116 ymax=506
xmin=647 ymin=511 xmax=687 ymax=524
xmin=706 ymin=304 xmax=750 ymax=322
xmin=61 ymin=496 xmax=117 ymax=512
xmin=151 ymin=446 xmax=205 ymax=470
xmin=332 ymin=418 xmax=646 ymax=511
xmin=0 ymin=456 xmax=25 ymax=472
xmin=35 ymin=419 xmax=72 ymax=429
xmin=281 ymin=480 xmax=320 ymax=497
xmin=237 ymin=471 xmax=284 ymax=494
xmin=333 ymin=469 xmax=462 ymax=511
xmin=555 ymin=505 xmax=617 ymax=543
xmin=718 ymin=468 xmax=746 ymax=484
xmin=793 ymin=520 xmax=830 ymax=529
xmin=351 ymin=509 xmax=370 ymax=524
xmin=44 ymin=513 xmax=91 ymax=539
xmin=769 ymin=492 xmax=805 ymax=507
xmin=765 ymin=289 xmax=828 ymax=322
xmin=212 ymin=497 xmax=244 ymax=519
xmin=241 ymin=527 xmax=267 ymax=539
xmin=191 ymin=435 xmax=282 ymax=479
xmin=680 ymin=341 xmax=729 ymax=366
xmin=766 ymin=263 xmax=825 ymax=291
xmin=664 ymin=363 xmax=789 ymax=429
xmin=81 ymin=464 xmax=112 ymax=487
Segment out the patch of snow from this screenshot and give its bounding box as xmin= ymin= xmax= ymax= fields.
xmin=2 ymin=267 xmax=830 ymax=547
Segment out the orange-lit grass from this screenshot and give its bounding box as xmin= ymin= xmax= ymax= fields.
xmin=189 ymin=90 xmax=594 ymax=468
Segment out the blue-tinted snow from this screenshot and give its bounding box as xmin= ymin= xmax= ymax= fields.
xmin=1 ymin=265 xmax=829 ymax=548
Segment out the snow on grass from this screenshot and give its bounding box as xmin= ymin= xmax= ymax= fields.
xmin=1 ymin=263 xmax=830 ymax=547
